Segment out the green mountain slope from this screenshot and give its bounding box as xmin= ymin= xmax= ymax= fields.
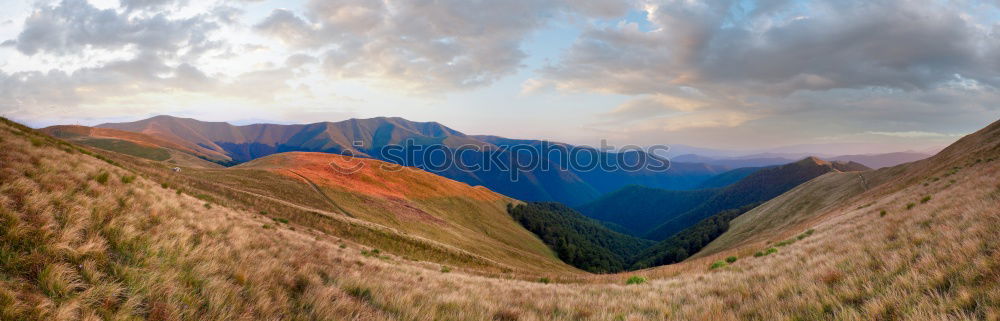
xmin=507 ymin=202 xmax=654 ymax=273
xmin=629 ymin=204 xmax=759 ymax=269
xmin=577 ymin=186 xmax=719 ymax=236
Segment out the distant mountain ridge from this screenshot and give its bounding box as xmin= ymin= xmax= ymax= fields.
xmin=580 ymin=156 xmax=872 ymax=241
xmin=644 ymin=156 xmax=870 ymax=240
xmin=92 ymin=115 xmax=728 ymax=205
xmin=673 ymin=151 xmax=930 ymax=170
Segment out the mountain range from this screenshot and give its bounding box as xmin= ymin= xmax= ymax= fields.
xmin=581 ymin=157 xmax=871 ymax=240
xmin=672 ymin=151 xmax=931 ymax=169
xmin=5 ymin=115 xmax=999 ymax=320
xmin=46 ymin=115 xmax=738 ymax=206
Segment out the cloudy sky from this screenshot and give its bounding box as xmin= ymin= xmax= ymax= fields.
xmin=2 ymin=0 xmax=999 ymax=154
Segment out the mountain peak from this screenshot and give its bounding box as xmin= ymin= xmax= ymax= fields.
xmin=796 ymin=156 xmax=828 ymax=166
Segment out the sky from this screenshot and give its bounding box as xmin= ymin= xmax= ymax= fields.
xmin=1 ymin=0 xmax=999 ymax=154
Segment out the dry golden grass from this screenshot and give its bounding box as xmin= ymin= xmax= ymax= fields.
xmin=4 ymin=117 xmax=1000 ymax=320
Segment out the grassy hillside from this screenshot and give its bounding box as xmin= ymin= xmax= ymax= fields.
xmin=692 ymin=171 xmax=873 ymax=258
xmin=234 ymin=152 xmax=573 ymax=273
xmin=3 ymin=116 xmax=999 ymax=320
xmin=697 ymin=119 xmax=999 ymax=259
xmin=644 ymin=157 xmax=871 ymax=240
xmin=831 ymin=152 xmax=931 ymax=169
xmin=507 ymin=203 xmax=654 ymax=273
xmin=41 ymin=125 xmax=224 ymax=168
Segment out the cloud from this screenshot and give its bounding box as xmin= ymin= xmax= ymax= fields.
xmin=119 ymin=0 xmax=188 ymax=12
xmin=253 ymin=9 xmax=321 ymax=48
xmin=866 ymin=131 xmax=962 ymax=138
xmin=253 ymin=0 xmax=617 ymax=91
xmin=0 ymin=53 xmax=216 ymax=109
xmin=544 ymin=0 xmax=1000 ymax=95
xmin=8 ymin=0 xmax=221 ymax=57
xmin=598 ymin=93 xmax=708 ymax=125
xmin=546 ymin=0 xmax=1000 ymax=145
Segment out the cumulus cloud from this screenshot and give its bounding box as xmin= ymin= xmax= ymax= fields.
xmin=9 ymin=0 xmax=221 ymax=57
xmin=0 ymin=0 xmax=300 ymax=113
xmin=0 ymin=53 xmax=216 ymax=109
xmin=544 ymin=0 xmax=999 ymax=94
xmin=253 ymin=0 xmax=618 ymax=91
xmin=119 ymin=0 xmax=188 ymax=12
xmin=539 ymin=0 xmax=1000 ymax=143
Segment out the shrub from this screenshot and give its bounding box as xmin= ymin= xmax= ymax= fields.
xmin=754 ymin=251 xmax=764 ymax=257
xmin=440 ymin=266 xmax=451 ymax=273
xmin=538 ymin=277 xmax=551 ymax=284
xmin=160 ymin=182 xmax=170 ymax=189
xmin=920 ymin=196 xmax=932 ymax=204
xmin=775 ymin=239 xmax=795 ymax=247
xmin=906 ymin=203 xmax=916 ymax=210
xmin=121 ymin=175 xmax=136 ymax=184
xmin=765 ymin=247 xmax=778 ymax=255
xmin=880 ymin=209 xmax=887 ymax=217
xmin=339 ymin=244 xmax=347 ymax=249
xmin=725 ymin=256 xmax=737 ymax=264
xmin=625 ymin=276 xmax=646 ymax=285
xmin=273 ymin=217 xmax=289 ymax=224
xmin=709 ymin=261 xmax=727 ymax=270
xmin=94 ymin=172 xmax=110 ymax=185
xmin=345 ymin=286 xmax=373 ymax=303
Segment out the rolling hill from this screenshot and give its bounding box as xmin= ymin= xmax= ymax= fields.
xmin=643 ymin=157 xmax=870 ymax=240
xmin=93 ymin=115 xmax=728 ymax=205
xmin=39 ymin=125 xmax=224 ymax=168
xmin=2 ymin=116 xmax=999 ymax=320
xmin=579 ymin=157 xmax=871 ymax=241
xmin=695 ymin=119 xmax=999 ymax=259
xmin=830 ymin=151 xmax=932 ymax=169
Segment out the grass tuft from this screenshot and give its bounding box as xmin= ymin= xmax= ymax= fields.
xmin=625 ymin=276 xmax=646 ymax=285
xmin=94 ymin=171 xmax=110 ymax=184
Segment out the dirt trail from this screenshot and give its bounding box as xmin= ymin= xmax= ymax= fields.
xmin=285 ymin=169 xmax=356 ymax=218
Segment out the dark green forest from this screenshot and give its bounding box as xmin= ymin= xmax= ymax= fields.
xmin=506 ymin=203 xmax=653 ymax=273
xmin=509 ymin=202 xmax=760 ymax=272
xmin=629 ymin=203 xmax=759 ymax=269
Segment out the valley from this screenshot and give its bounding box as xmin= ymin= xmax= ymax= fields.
xmin=2 ymin=115 xmax=998 ymax=320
